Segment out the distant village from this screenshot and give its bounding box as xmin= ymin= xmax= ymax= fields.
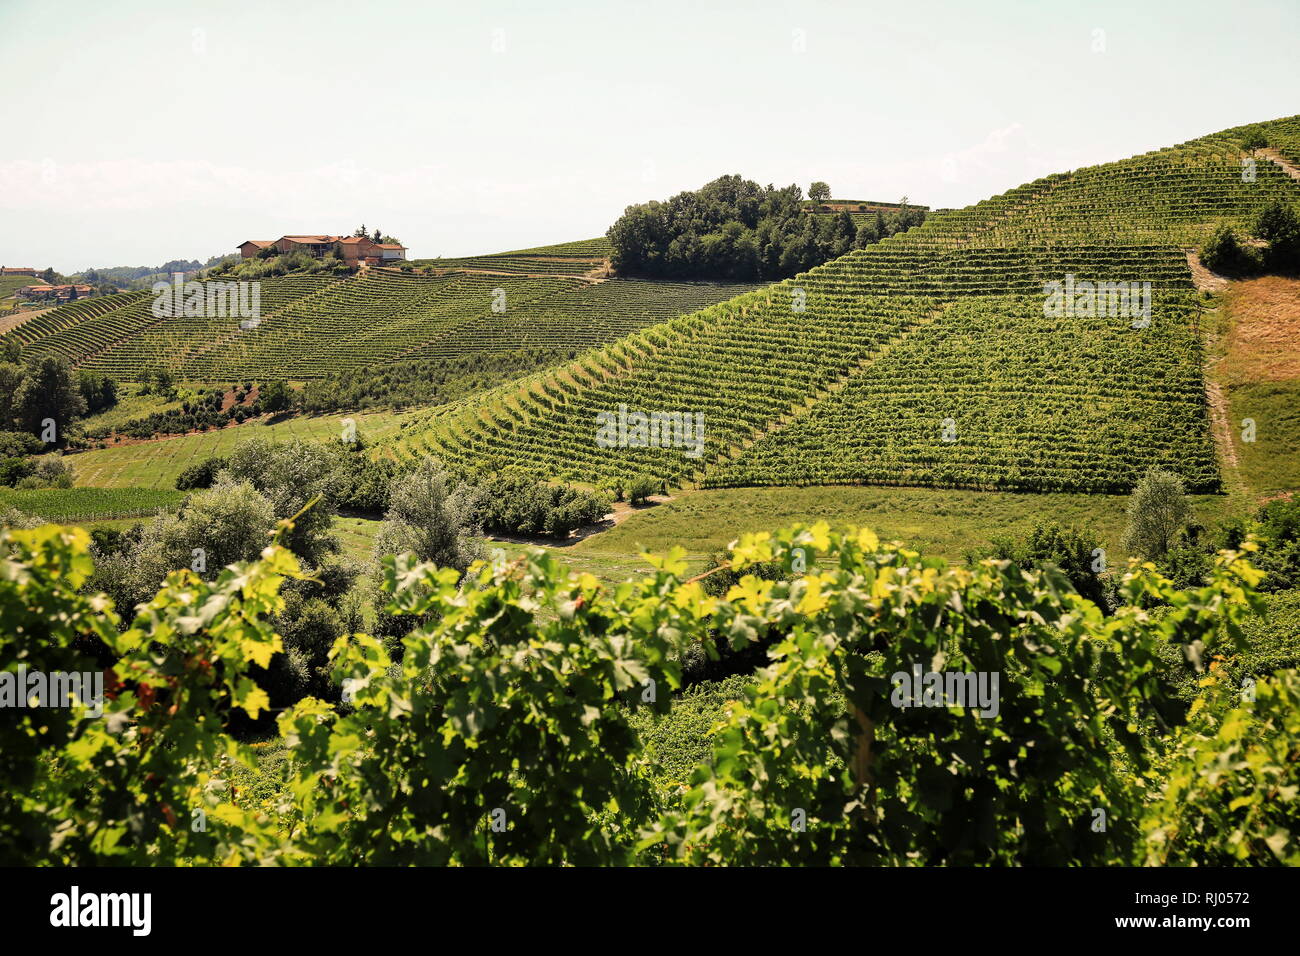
xmin=1 ymin=232 xmax=410 ymax=309
xmin=2 ymin=266 xmax=94 ymax=303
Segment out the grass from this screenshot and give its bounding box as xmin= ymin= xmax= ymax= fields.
xmin=335 ymin=515 xmax=382 ymax=565
xmin=304 ymin=485 xmax=1240 ymax=594
xmin=68 ymin=411 xmax=411 ymax=489
xmin=563 ymin=486 xmax=1237 ymax=581
xmin=79 ymin=385 xmax=185 ymax=432
xmin=1227 ymin=381 xmax=1300 ymax=499
xmin=1210 ymin=276 xmax=1300 ymax=502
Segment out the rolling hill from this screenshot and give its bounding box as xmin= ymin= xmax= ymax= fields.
xmin=387 ymin=115 xmax=1300 ymax=495
xmin=5 ymin=247 xmax=755 ymax=383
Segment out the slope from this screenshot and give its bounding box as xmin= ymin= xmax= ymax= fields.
xmin=389 ymin=115 xmax=1300 ymax=495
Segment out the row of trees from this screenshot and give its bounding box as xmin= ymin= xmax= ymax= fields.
xmin=607 ymin=176 xmax=926 ymax=281
xmin=0 ymin=343 xmax=118 ymax=488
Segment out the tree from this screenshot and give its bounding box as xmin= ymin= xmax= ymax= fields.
xmin=14 ymin=356 xmax=86 ymax=441
xmin=257 ymin=380 xmax=294 ymax=413
xmin=92 ymin=476 xmax=277 ymax=612
xmin=372 ymin=456 xmax=483 ymax=571
xmin=1252 ymin=201 xmax=1300 ymax=271
xmin=808 ymin=181 xmax=831 ymax=204
xmin=0 ymin=363 xmax=27 ymax=427
xmin=1122 ymin=467 xmax=1191 ymax=560
xmin=1200 ymin=224 xmax=1256 ymax=275
xmin=77 ymin=371 xmax=118 ymax=415
xmin=222 ymin=437 xmax=342 ymax=567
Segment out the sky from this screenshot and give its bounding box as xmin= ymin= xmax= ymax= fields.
xmin=1 ymin=0 xmax=1297 ymax=273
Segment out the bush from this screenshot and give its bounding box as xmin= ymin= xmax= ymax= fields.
xmin=0 ymin=431 xmax=42 ymax=459
xmin=20 ymin=453 xmax=75 ymax=489
xmin=971 ymin=522 xmax=1108 ymax=608
xmin=0 ymin=457 xmax=34 ymax=486
xmin=175 ymin=456 xmax=228 ymax=491
xmin=1199 ymin=224 xmax=1258 ymax=275
xmin=1252 ymin=201 xmax=1300 ymax=272
xmin=627 ymin=474 xmax=660 ymax=505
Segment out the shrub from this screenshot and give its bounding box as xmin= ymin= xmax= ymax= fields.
xmin=175 ymin=456 xmax=228 ymax=491
xmin=1199 ymin=224 xmax=1257 ymax=275
xmin=1252 ymin=201 xmax=1300 ymax=272
xmin=627 ymin=474 xmax=660 ymax=505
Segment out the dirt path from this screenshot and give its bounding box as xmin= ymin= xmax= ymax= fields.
xmin=1205 ymin=377 xmax=1240 ymax=472
xmin=1185 ymin=251 xmax=1229 ymax=293
xmin=1257 ymin=147 xmax=1300 ymax=182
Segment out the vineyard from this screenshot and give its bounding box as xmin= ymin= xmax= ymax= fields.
xmin=389 ymin=115 xmax=1300 ymax=495
xmin=4 ymin=264 xmax=751 ymax=384
xmin=0 ymin=486 xmax=184 ymax=520
xmin=3 ymin=520 xmax=1293 ymax=867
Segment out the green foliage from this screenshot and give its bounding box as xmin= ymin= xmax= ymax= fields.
xmin=471 ymin=466 xmax=611 ymax=540
xmin=972 ymin=522 xmax=1107 ymax=607
xmin=371 ymin=457 xmax=482 ymax=571
xmin=627 ymin=474 xmax=660 ymax=505
xmin=606 ymin=175 xmax=911 ymax=281
xmin=14 ymin=453 xmax=74 ymax=489
xmin=14 ymin=355 xmax=86 ymax=440
xmin=0 ymin=431 xmax=46 ymax=460
xmin=1251 ymin=200 xmax=1300 ymax=271
xmin=1240 ymin=127 xmax=1268 ymax=151
xmin=222 ymin=437 xmax=341 ymax=568
xmin=1145 ymin=666 xmax=1300 ymax=865
xmin=256 ymin=380 xmax=294 ymax=414
xmin=0 ymin=522 xmax=307 ymax=864
xmin=1123 ymin=467 xmax=1192 ymax=560
xmin=90 ymin=476 xmax=278 ymax=612
xmin=643 ymin=525 xmax=1267 ymax=864
xmin=77 ymin=371 xmax=118 ymax=415
xmin=175 ymin=456 xmax=228 ymax=491
xmin=1200 ymin=224 xmax=1258 ymax=275
xmin=0 ymin=518 xmax=1294 ymax=866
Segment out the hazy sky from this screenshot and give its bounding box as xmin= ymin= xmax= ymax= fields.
xmin=2 ymin=0 xmax=1297 ymax=272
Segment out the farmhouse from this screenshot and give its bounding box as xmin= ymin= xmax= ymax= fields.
xmin=16 ymin=283 xmax=93 ymax=302
xmin=238 ymin=234 xmax=407 ymax=266
xmin=1 ymin=266 xmax=37 ymax=276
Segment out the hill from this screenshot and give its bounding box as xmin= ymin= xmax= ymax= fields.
xmin=389 ymin=115 xmax=1300 ymax=495
xmin=4 ymin=251 xmax=754 ymax=390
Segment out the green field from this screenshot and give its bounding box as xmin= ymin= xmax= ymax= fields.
xmin=69 ymin=411 xmax=410 ymax=489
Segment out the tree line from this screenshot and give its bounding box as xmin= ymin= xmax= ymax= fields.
xmin=606 ymin=175 xmax=926 ymax=281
